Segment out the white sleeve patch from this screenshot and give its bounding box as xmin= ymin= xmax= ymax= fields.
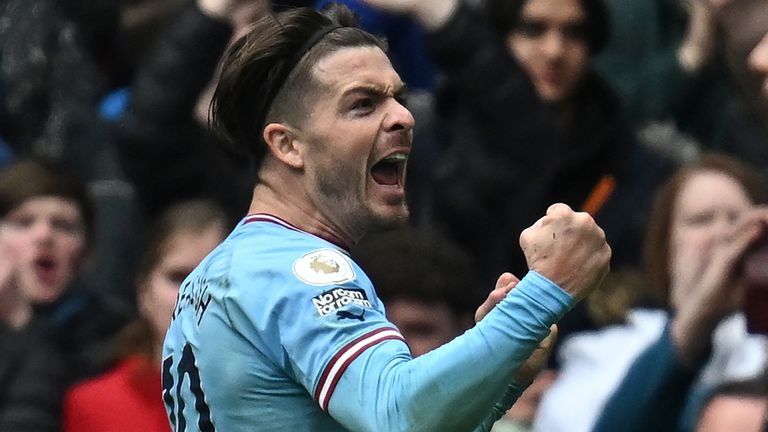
xmin=292 ymin=248 xmax=356 ymax=286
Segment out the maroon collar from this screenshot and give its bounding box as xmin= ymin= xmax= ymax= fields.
xmin=243 ymin=213 xmax=350 ymax=252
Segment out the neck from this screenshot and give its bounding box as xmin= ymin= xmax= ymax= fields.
xmin=249 ymin=168 xmax=357 ymax=249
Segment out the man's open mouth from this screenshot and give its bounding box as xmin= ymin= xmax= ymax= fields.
xmin=33 ymin=256 xmax=57 ymax=282
xmin=371 ymin=153 xmax=407 ymax=186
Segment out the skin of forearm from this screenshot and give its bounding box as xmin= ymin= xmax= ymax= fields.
xmin=197 ymin=0 xmax=235 ymax=20
xmin=411 ymin=0 xmax=460 ymax=31
xmin=669 ymin=307 xmax=721 ymax=365
xmin=677 ymin=1 xmax=717 ymax=73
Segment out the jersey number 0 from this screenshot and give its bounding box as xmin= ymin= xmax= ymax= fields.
xmin=162 ymin=343 xmax=216 ymax=431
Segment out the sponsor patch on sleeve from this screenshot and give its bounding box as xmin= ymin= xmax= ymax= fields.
xmin=312 ymin=288 xmax=372 ymax=317
xmin=293 ymin=248 xmax=356 ymax=286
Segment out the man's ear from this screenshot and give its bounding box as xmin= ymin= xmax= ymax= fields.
xmin=263 ymin=123 xmax=304 ymax=169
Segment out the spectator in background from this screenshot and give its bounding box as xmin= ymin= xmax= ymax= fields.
xmin=0 ymin=159 xmax=130 ymax=384
xmin=352 ymin=226 xmax=476 ymax=357
xmin=362 ymin=0 xmax=671 ymax=284
xmin=694 ymin=377 xmax=768 ymax=432
xmin=586 ymin=0 xmax=768 ymax=172
xmin=0 ymin=226 xmax=66 ymax=432
xmin=590 ymin=0 xmax=734 ymax=158
xmin=708 ymin=0 xmax=768 ymax=175
xmin=0 ymin=0 xmax=147 ymax=315
xmin=751 ymin=31 xmax=768 ymax=97
xmin=588 ymin=15 xmax=768 ymax=415
xmin=587 ymin=154 xmax=768 ymax=432
xmin=362 ymin=0 xmax=674 ymax=373
xmin=62 ymin=200 xmax=227 ymax=432
xmin=749 ymin=31 xmax=768 ymax=99
xmin=0 ymin=0 xmax=109 ymax=175
xmin=117 ymin=0 xmax=268 ymax=222
xmin=0 ymin=325 xmax=65 ymax=432
xmin=589 ymin=22 xmax=768 ymax=432
xmin=104 ymin=0 xmax=265 ymax=308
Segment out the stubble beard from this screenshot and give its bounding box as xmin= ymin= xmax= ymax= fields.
xmin=315 ymin=164 xmax=409 ymax=238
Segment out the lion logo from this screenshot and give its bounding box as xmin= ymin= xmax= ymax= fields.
xmin=293 ymin=249 xmax=355 ymax=285
xmin=309 ymin=256 xmax=340 ymax=274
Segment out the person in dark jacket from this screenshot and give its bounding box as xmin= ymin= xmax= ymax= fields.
xmin=0 ymin=323 xmax=66 ymax=432
xmin=62 ymin=200 xmax=227 ymax=432
xmin=0 ymin=0 xmax=109 ymax=175
xmin=0 ymin=159 xmax=130 ymax=384
xmin=592 ymin=154 xmax=768 ymax=432
xmin=116 ymin=0 xmax=268 ymax=222
xmin=0 ymin=212 xmax=65 ymax=432
xmin=365 ymin=0 xmax=673 ymax=308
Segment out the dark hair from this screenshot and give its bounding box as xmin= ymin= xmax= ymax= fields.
xmin=485 ymin=0 xmax=609 ymax=54
xmin=0 ymin=159 xmax=95 ymax=245
xmin=352 ymin=226 xmax=475 ymax=320
xmin=643 ymin=153 xmax=768 ymax=307
xmin=210 ymin=4 xmax=387 ymax=170
xmin=135 ymin=199 xmax=227 ymax=286
xmin=117 ymin=199 xmax=228 ymax=361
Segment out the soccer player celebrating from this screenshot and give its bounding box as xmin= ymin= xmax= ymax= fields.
xmin=161 ymin=4 xmax=611 ymax=431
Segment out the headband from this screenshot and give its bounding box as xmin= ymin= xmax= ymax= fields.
xmin=293 ymin=25 xmax=344 ymax=66
xmin=262 ymin=25 xmax=344 ymax=130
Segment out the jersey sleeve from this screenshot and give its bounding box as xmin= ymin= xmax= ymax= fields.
xmin=222 ymin=231 xmax=574 ymax=432
xmin=223 ymin=243 xmax=410 ymax=408
xmin=327 ymin=271 xmax=573 ymax=432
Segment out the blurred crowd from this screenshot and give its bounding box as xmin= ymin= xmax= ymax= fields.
xmin=1 ymin=0 xmax=768 ymax=431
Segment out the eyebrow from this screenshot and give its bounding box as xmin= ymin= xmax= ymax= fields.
xmin=341 ymin=82 xmax=408 ymax=100
xmin=517 ymin=15 xmax=588 ymax=26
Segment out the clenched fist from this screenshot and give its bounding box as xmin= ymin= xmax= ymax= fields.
xmin=519 ymin=203 xmax=611 ymax=302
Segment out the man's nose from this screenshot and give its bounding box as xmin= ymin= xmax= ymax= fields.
xmin=541 ymin=31 xmax=566 ymax=58
xmin=383 ymin=98 xmax=415 ymax=133
xmin=31 ymin=221 xmax=54 ymax=243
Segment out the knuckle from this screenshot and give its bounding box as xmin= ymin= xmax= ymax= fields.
xmin=603 ymin=245 xmax=613 ymax=261
xmin=548 ymin=202 xmax=572 ymax=216
xmin=575 ymin=211 xmax=595 ymax=225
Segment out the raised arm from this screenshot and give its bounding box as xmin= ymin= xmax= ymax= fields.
xmin=472 ymin=272 xmax=559 ymax=431
xmin=329 ymin=204 xmax=610 ymax=432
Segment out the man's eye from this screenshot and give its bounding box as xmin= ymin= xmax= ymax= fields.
xmin=516 ymin=21 xmax=546 ymax=38
xmin=51 ymin=218 xmax=82 ymax=234
xmin=684 ymin=213 xmax=715 ymax=227
xmin=4 ymin=216 xmax=33 ymax=229
xmin=351 ymin=98 xmax=375 ymax=113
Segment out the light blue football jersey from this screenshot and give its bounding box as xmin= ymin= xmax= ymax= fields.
xmin=162 ymin=213 xmax=575 ymax=432
xmin=161 ymin=214 xmax=408 ymax=431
